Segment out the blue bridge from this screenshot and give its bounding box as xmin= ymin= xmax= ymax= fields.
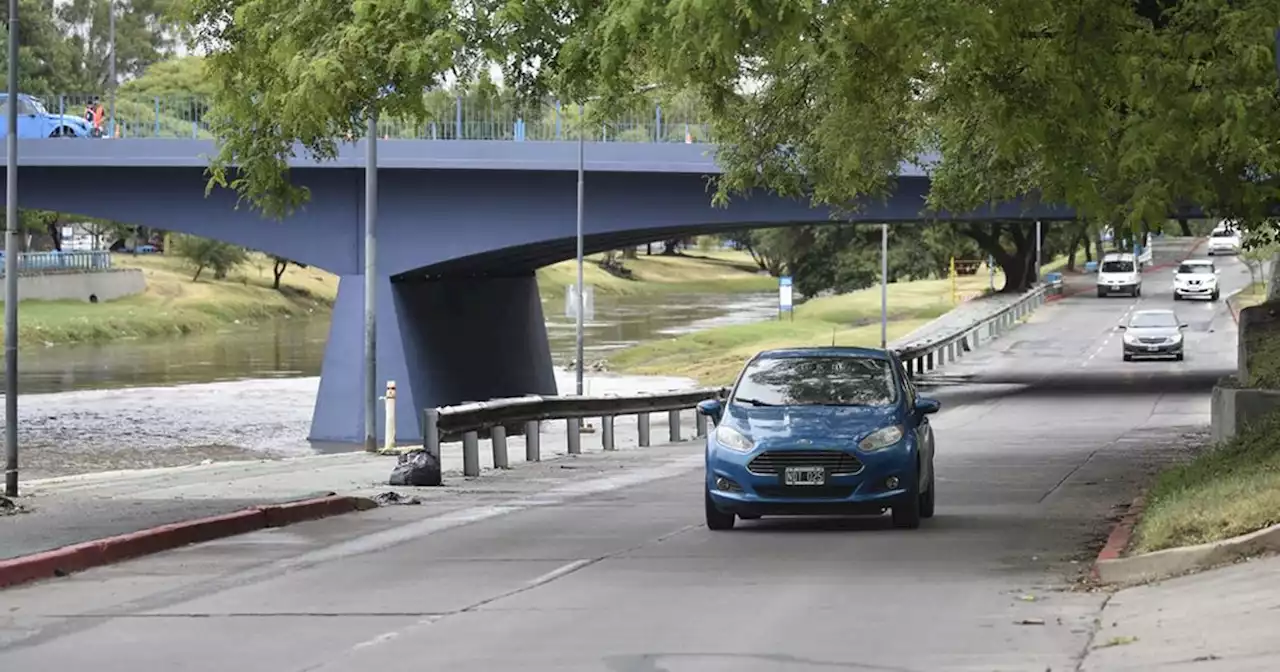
xmin=0 ymin=97 xmax=1073 ymax=446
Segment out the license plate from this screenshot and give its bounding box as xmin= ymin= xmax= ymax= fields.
xmin=784 ymin=466 xmax=825 ymax=486
xmin=1147 ymin=346 xmax=1159 ymax=351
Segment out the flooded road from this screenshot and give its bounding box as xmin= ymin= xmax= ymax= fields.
xmin=6 ymin=290 xmax=776 ymax=479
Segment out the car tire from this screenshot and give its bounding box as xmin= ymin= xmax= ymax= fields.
xmin=891 ymin=477 xmax=922 ymax=529
xmin=1134 ymin=286 xmax=1142 ymax=297
xmin=1173 ymin=293 xmax=1181 ymax=301
xmin=1212 ymin=290 xmax=1220 ymax=300
xmin=1123 ymin=353 xmax=1133 ymax=362
xmin=705 ymin=490 xmax=735 ymax=531
xmin=1097 ymin=288 xmax=1106 ymax=298
xmin=919 ymin=470 xmax=936 ymax=519
xmin=1175 ymin=353 xmax=1184 ymax=362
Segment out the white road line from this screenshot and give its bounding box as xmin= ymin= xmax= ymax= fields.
xmin=526 ymin=559 xmax=594 ymax=588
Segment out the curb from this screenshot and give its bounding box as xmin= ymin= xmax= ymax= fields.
xmin=0 ymin=494 xmax=377 ymax=590
xmin=1095 ymin=520 xmax=1280 ymax=586
xmin=1093 ymin=495 xmax=1146 ymax=575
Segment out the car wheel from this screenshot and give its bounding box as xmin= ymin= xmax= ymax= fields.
xmin=1097 ymin=289 xmax=1106 ymax=298
xmin=1134 ymin=286 xmax=1141 ymax=297
xmin=1212 ymin=290 xmax=1220 ymax=300
xmin=1175 ymin=352 xmax=1184 ymax=362
xmin=919 ymin=470 xmax=935 ymax=519
xmin=1173 ymin=293 xmax=1181 ymax=301
xmin=1123 ymin=353 xmax=1133 ymax=362
xmin=705 ymin=490 xmax=735 ymax=531
xmin=891 ymin=475 xmax=922 ymax=529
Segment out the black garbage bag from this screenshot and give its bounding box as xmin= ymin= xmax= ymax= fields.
xmin=388 ymin=449 xmax=442 ymax=487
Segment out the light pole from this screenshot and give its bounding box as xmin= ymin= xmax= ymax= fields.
xmin=1034 ymin=220 xmax=1042 ymax=283
xmin=576 ymin=102 xmax=586 ymax=396
xmin=3 ymin=0 xmax=18 ymax=497
xmin=363 ymin=112 xmax=378 ymax=452
xmin=107 ymin=0 xmax=115 ymax=137
xmin=880 ymin=223 xmax=888 ymax=349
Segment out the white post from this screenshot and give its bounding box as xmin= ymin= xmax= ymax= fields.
xmin=383 ymin=380 xmax=396 ymax=451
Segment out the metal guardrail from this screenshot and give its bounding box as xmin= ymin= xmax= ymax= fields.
xmin=0 ymin=250 xmax=112 ymax=276
xmin=423 ymin=387 xmax=729 ymax=478
xmin=892 ymin=282 xmax=1055 ymax=377
xmin=418 ymin=281 xmax=1058 ymax=481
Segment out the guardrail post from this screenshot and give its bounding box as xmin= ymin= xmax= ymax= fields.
xmin=463 ymin=431 xmax=481 ymax=477
xmin=695 ymin=410 xmax=708 ymax=438
xmin=925 ymin=351 xmax=935 ymax=371
xmin=491 ymin=425 xmax=509 ymax=469
xmin=638 ymin=412 xmax=651 ymax=447
xmin=567 ymin=418 xmax=582 ymax=455
xmin=423 ymin=408 xmax=441 ymax=463
xmin=669 ymin=410 xmax=681 ymax=442
xmin=602 ymin=415 xmax=615 ymax=451
xmin=525 ymin=420 xmax=540 ymax=462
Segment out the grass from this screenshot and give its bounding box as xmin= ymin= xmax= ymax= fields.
xmin=1230 ymin=283 xmax=1280 ymax=389
xmin=1 ymin=253 xmax=338 ymax=347
xmin=536 ymin=249 xmax=776 ymax=298
xmin=607 ymin=271 xmax=1006 ymax=385
xmin=1131 ymin=410 xmax=1280 ymax=555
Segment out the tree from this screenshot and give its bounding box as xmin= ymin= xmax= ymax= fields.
xmin=120 ymin=55 xmax=212 ymax=97
xmin=270 ymin=255 xmax=306 ymax=290
xmin=57 ymin=0 xmax=180 ymax=90
xmin=170 ymin=234 xmax=247 ymax=281
xmin=0 ymin=0 xmax=90 ymax=95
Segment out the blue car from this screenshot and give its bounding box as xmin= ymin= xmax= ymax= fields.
xmin=0 ymin=93 xmax=95 ymax=138
xmin=696 ymin=346 xmax=941 ymax=530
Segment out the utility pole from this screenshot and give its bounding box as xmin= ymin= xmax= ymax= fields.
xmin=363 ymin=113 xmax=377 ymax=452
xmin=575 ymin=104 xmax=585 ymax=397
xmin=108 ymin=0 xmax=116 ymax=137
xmin=880 ymin=223 xmax=888 ymax=349
xmin=4 ymin=0 xmax=20 ymax=497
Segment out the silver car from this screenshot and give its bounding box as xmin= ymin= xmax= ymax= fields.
xmin=1120 ymin=309 xmax=1187 ymax=362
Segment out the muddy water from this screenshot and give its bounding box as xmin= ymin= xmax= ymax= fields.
xmin=7 ymin=291 xmax=776 ymax=479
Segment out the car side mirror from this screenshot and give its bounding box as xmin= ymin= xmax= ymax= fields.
xmin=914 ymin=398 xmax=941 ymax=415
xmin=1117 ymin=324 xmax=1127 ymax=330
xmin=696 ymin=399 xmax=723 ymax=424
xmin=1180 ymin=323 xmax=1188 ymax=329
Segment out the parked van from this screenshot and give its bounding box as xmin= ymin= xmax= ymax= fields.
xmin=1097 ymin=252 xmax=1142 ymax=297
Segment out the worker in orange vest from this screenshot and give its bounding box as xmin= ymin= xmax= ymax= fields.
xmin=83 ymin=97 xmax=105 ymax=137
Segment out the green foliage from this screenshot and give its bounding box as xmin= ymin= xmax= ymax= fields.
xmin=121 ymin=56 xmax=213 ymax=97
xmin=170 ymin=234 xmax=248 ymax=281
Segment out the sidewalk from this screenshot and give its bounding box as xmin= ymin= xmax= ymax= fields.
xmin=1081 ymin=554 xmax=1280 ymax=670
xmin=890 ymin=290 xmax=1029 ymax=349
xmin=2 ymin=411 xmax=706 ymax=563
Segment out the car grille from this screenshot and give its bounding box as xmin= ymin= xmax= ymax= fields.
xmin=1138 ymin=337 xmax=1167 ymax=344
xmin=755 ymin=485 xmax=857 ymax=499
xmin=747 ymin=450 xmax=864 ymax=476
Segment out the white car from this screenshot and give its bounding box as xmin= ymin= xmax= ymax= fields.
xmin=1097 ymin=253 xmax=1142 ymax=297
xmin=1172 ymin=259 xmax=1220 ymax=301
xmin=1207 ymin=227 xmax=1241 ymax=255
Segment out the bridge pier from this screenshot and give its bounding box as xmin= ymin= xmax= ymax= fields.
xmin=309 ymin=272 xmax=558 ymax=447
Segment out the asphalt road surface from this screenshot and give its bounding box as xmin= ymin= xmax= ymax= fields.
xmin=0 ymin=249 xmax=1251 ymax=672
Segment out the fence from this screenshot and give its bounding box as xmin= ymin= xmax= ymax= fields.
xmin=32 ymin=93 xmax=715 ymax=143
xmin=417 ymin=282 xmax=1056 ymax=483
xmin=0 ymin=250 xmax=113 ymax=277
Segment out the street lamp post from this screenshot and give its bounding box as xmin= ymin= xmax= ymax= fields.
xmin=575 ymin=104 xmax=585 ymax=398
xmin=880 ymin=223 xmax=888 ymax=349
xmin=3 ymin=0 xmax=18 ymax=497
xmin=108 ymin=0 xmax=115 ymax=136
xmin=363 ymin=113 xmax=378 ymax=452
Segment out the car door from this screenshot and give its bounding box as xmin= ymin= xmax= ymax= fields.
xmin=15 ymin=96 xmax=43 ymax=138
xmin=897 ymin=358 xmax=934 ymax=488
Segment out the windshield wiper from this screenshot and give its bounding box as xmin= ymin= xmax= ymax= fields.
xmin=733 ymin=397 xmax=778 ymax=407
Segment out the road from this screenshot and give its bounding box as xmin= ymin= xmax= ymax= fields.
xmin=0 ymin=249 xmax=1251 ymax=671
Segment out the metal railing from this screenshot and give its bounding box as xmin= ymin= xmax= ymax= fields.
xmin=424 ymin=387 xmax=729 ymax=478
xmin=31 ymin=93 xmax=715 ymax=143
xmin=892 ymin=282 xmax=1055 ymax=376
xmin=0 ymin=250 xmax=113 ymax=276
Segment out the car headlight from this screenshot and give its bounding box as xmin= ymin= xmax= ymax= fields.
xmin=1169 ymin=333 xmax=1183 ymax=343
xmin=713 ymin=425 xmax=755 ymax=453
xmin=1123 ymin=333 xmax=1138 ymax=344
xmin=858 ymin=425 xmax=905 ymax=452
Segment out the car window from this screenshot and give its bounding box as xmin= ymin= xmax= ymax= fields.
xmin=732 ymin=355 xmax=898 ymax=407
xmin=1129 ymin=312 xmax=1178 ymax=328
xmin=1101 ymin=260 xmax=1134 ymax=273
xmin=15 ymin=97 xmax=36 ymax=116
xmin=1177 ymin=263 xmax=1213 ymax=274
xmin=1211 ymin=230 xmax=1236 ymax=238
xmin=899 ymin=361 xmax=917 ymax=407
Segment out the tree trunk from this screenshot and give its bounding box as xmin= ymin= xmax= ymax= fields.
xmin=192 ymin=264 xmax=205 ymax=282
xmin=272 ymin=258 xmax=288 ymax=290
xmin=1178 ymin=217 xmax=1192 ymax=236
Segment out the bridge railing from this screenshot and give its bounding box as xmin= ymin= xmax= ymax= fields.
xmin=423 ymin=387 xmax=729 ymax=478
xmin=36 ymin=93 xmax=716 ymax=143
xmin=0 ymin=250 xmax=113 ymax=276
xmin=893 ymin=282 xmax=1056 ymax=377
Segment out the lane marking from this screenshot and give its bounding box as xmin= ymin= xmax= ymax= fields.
xmin=526 ymin=559 xmax=594 ymax=587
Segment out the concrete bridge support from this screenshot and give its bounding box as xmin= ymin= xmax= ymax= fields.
xmin=309 ymin=272 xmax=558 ymax=445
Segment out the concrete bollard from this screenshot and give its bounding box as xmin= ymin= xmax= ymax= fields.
xmin=638 ymin=413 xmax=651 ymax=447
xmin=462 ymin=431 xmax=480 ymax=477
xmin=567 ymin=418 xmax=582 ymax=455
xmin=383 ymin=381 xmax=397 ymax=451
xmin=669 ymin=410 xmax=681 ymax=442
xmin=602 ymin=415 xmax=615 ymax=450
xmin=926 ymin=351 xmax=935 ymax=370
xmin=491 ymin=425 xmax=509 ymax=469
xmin=525 ymin=420 xmax=540 ymax=462
xmin=423 ymin=408 xmax=441 ymax=462
xmin=695 ymin=411 xmax=707 ymax=438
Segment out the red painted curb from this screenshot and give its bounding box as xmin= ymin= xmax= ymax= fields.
xmin=1092 ymin=494 xmax=1147 ymax=577
xmin=0 ymin=495 xmax=374 ymax=590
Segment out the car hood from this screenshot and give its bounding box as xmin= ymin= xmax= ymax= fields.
xmin=54 ymin=114 xmax=90 ymax=128
xmin=723 ymin=404 xmax=900 ymax=444
xmin=1174 ymin=273 xmax=1215 ymax=283
xmin=1127 ymin=326 xmax=1180 ymax=338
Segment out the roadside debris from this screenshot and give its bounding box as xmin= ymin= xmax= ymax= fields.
xmin=0 ymin=495 xmax=29 ymax=516
xmin=373 ymin=491 xmax=424 ymax=506
xmin=388 ymin=449 xmax=441 ymax=487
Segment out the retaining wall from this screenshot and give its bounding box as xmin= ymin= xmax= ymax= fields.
xmin=1210 ymin=385 xmax=1280 ymax=444
xmin=12 ymin=269 xmax=146 ymax=303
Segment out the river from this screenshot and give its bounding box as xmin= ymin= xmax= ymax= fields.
xmin=7 ymin=290 xmax=777 ymax=479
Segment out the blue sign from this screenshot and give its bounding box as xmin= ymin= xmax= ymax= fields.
xmin=779 ymin=275 xmax=794 ymax=311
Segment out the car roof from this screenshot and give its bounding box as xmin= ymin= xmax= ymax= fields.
xmin=1180 ymin=259 xmax=1213 ymax=266
xmin=1131 ymin=308 xmax=1176 ymax=318
xmin=754 ymin=346 xmax=892 ymax=362
xmin=1102 ymin=253 xmax=1135 ymax=260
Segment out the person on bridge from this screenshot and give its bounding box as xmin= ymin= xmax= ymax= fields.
xmin=84 ymin=98 xmax=105 ymax=137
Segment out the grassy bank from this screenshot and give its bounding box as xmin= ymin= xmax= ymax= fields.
xmin=536 ymin=250 xmax=775 ymax=298
xmin=3 ymin=253 xmax=337 ymax=347
xmin=608 ymin=272 xmax=1006 ymax=385
xmin=1230 ymin=283 xmax=1280 ymax=389
xmin=1132 ymin=410 xmax=1280 ymax=554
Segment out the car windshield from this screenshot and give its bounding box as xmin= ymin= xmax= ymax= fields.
xmin=27 ymin=97 xmax=48 ymax=115
xmin=1101 ymin=260 xmax=1134 ymax=273
xmin=1130 ymin=312 xmax=1178 ymax=328
xmin=731 ymin=355 xmax=898 ymax=407
xmin=1178 ymin=263 xmax=1213 ymax=275
xmin=1211 ymin=230 xmax=1236 ymax=238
